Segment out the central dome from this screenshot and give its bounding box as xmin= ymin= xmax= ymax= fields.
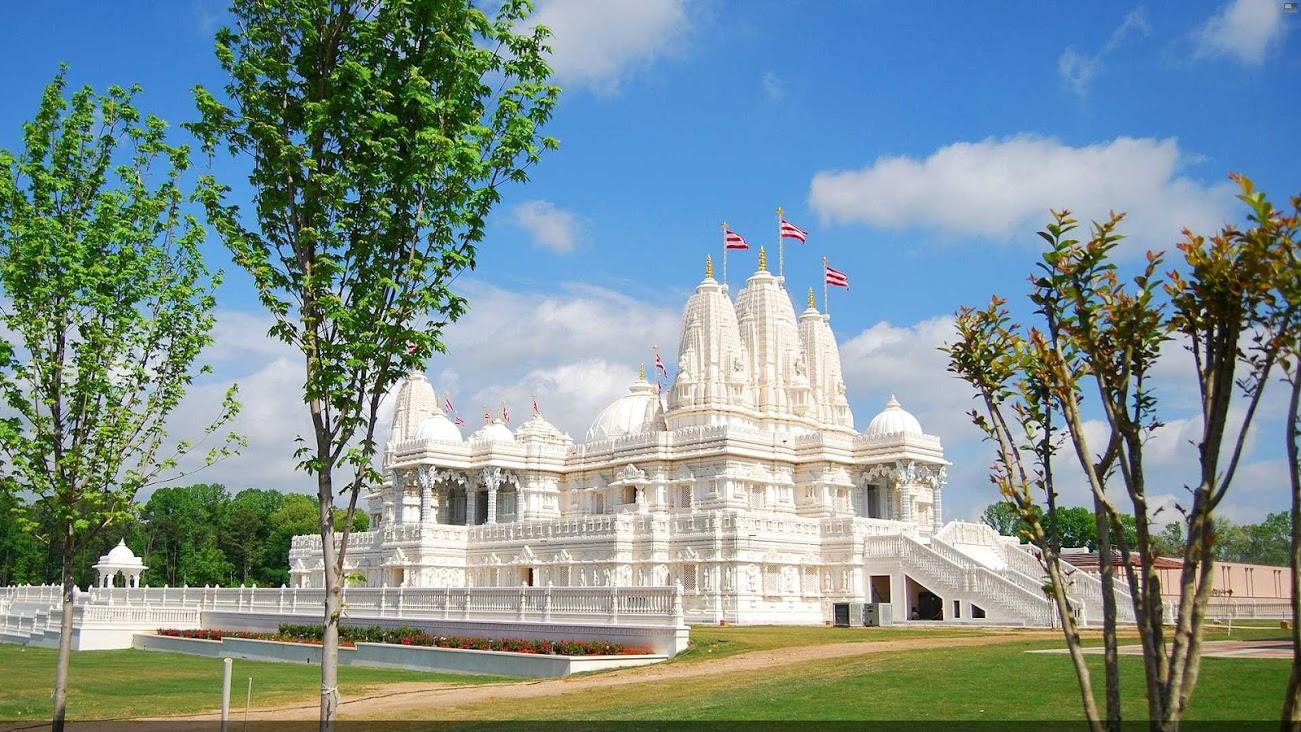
xmin=864 ymin=395 xmax=924 ymax=439
xmin=587 ymin=376 xmax=666 ymax=442
xmin=470 ymin=421 xmax=515 ymax=444
xmin=414 ymin=412 xmax=463 ymax=443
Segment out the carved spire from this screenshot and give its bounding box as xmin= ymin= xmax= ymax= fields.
xmin=757 ymin=246 xmax=767 ymax=272
xmin=705 ymin=254 xmax=713 ymax=279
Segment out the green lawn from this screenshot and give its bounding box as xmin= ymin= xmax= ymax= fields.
xmin=458 ymin=634 xmax=1292 ymax=722
xmin=0 ymin=645 xmax=505 ymax=722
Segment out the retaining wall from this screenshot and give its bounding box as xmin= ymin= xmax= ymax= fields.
xmin=132 ymin=633 xmax=663 ymax=678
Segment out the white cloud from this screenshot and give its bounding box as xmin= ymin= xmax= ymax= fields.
xmin=761 ymin=71 xmax=784 ymax=103
xmin=510 ymin=200 xmax=587 ymax=254
xmin=160 ymin=281 xmax=681 ymax=496
xmin=808 ymin=135 xmax=1236 ymax=253
xmin=1058 ymin=8 xmax=1149 ymax=97
xmin=434 ymin=280 xmax=679 ymax=435
xmin=528 ymin=0 xmax=690 ymax=93
xmin=1194 ymin=0 xmax=1287 ymax=65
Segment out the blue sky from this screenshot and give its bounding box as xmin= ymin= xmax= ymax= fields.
xmin=0 ymin=1 xmax=1296 ymax=523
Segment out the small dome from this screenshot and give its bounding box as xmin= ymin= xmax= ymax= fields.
xmin=515 ymin=413 xmax=570 ymax=444
xmin=469 ymin=420 xmax=515 ymax=444
xmin=99 ymin=540 xmax=143 ymax=567
xmin=864 ymin=395 xmax=924 ymax=439
xmin=587 ymin=377 xmax=666 ymax=442
xmin=414 ymin=412 xmax=463 ymax=443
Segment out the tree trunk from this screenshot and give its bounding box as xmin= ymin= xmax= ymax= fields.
xmin=317 ymin=466 xmax=340 ymax=730
xmin=51 ymin=531 xmax=76 ymax=732
xmin=1093 ymin=501 xmax=1122 ymax=732
xmin=1281 ymin=376 xmax=1300 ymax=728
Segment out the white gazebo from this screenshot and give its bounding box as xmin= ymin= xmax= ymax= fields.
xmin=92 ymin=540 xmax=146 ymax=588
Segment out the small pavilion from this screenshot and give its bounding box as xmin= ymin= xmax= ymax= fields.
xmin=92 ymin=540 xmax=146 ymax=588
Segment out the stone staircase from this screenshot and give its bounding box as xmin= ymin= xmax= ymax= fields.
xmin=933 ymin=521 xmax=1136 ymax=626
xmin=864 ymin=532 xmax=1057 ymax=626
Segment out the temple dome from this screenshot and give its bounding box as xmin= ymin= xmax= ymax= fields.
xmin=587 ymin=377 xmax=666 ymax=441
xmin=99 ymin=540 xmax=143 ymax=568
xmin=516 ymin=413 xmax=570 ymax=444
xmin=469 ymin=420 xmax=515 ymax=444
xmin=864 ymin=395 xmax=923 ymax=438
xmin=414 ymin=412 xmax=463 ymax=442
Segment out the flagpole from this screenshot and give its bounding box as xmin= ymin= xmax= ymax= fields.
xmin=776 ymin=207 xmax=784 ymax=281
xmin=823 ymin=256 xmax=830 ymax=320
xmin=721 ymin=221 xmax=729 ymax=287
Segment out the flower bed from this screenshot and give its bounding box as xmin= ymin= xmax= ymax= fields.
xmin=156 ymin=624 xmax=651 ymax=656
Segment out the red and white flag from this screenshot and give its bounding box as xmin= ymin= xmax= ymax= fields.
xmin=532 ymin=396 xmax=540 ymax=417
xmin=724 ymin=229 xmax=749 ymax=250
xmin=654 ymin=352 xmax=668 ymax=378
xmin=825 ymin=263 xmax=849 ymax=289
xmin=483 ymin=407 xmax=493 ymax=424
xmin=405 ymin=340 xmax=418 ymax=355
xmin=780 ymin=220 xmax=808 ymax=243
xmin=444 ymin=396 xmax=465 ymax=425
xmin=501 ymin=404 xmax=511 ymax=424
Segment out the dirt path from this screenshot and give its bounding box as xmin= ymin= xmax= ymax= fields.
xmin=138 ymin=629 xmax=1056 ymax=724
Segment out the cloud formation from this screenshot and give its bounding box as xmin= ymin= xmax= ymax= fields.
xmin=1194 ymin=0 xmax=1288 ymax=65
xmin=528 ymin=0 xmax=690 ymax=93
xmin=808 ymin=135 xmax=1236 ymax=253
xmin=510 ymin=200 xmax=587 ymax=254
xmin=1058 ymin=8 xmax=1150 ymax=97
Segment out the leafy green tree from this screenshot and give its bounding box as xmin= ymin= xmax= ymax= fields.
xmin=981 ymin=501 xmax=1023 ymax=536
xmin=191 ymin=1 xmax=558 ymax=722
xmin=0 ymin=71 xmax=240 ymax=730
xmin=139 ymin=484 xmax=232 ymax=586
xmin=0 ymin=492 xmax=43 ymax=585
xmin=947 ymin=177 xmax=1294 ymax=731
xmin=222 ymin=488 xmax=284 ymax=585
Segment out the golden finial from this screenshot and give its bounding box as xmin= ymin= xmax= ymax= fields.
xmin=777 ymin=206 xmax=784 ymax=218
xmin=639 ymin=363 xmax=646 ymax=381
xmin=705 ymin=254 xmax=713 ymax=279
xmin=757 ymin=246 xmax=767 ymax=272
xmin=808 ymin=287 xmax=816 ymax=308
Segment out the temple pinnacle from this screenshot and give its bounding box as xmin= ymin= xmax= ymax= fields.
xmin=757 ymin=246 xmax=767 ymax=272
xmin=808 ymin=287 xmax=816 ymax=309
xmin=639 ymin=363 xmax=646 ymax=381
xmin=705 ymin=254 xmax=713 ymax=279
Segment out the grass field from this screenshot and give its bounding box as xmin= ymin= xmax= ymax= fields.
xmin=459 ymin=634 xmax=1293 ymax=722
xmin=0 ymin=623 xmax=1293 ymax=723
xmin=0 ymin=645 xmax=504 ymax=721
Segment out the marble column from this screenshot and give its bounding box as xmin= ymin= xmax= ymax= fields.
xmin=932 ymin=467 xmax=947 ymax=534
xmin=418 ymin=468 xmax=433 ymax=524
xmin=464 ymin=483 xmax=475 ymax=526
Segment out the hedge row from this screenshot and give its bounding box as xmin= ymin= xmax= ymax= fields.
xmin=156 ymin=624 xmax=651 ymax=656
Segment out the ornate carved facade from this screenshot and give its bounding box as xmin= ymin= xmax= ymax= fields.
xmin=289 ymin=255 xmax=984 ymax=624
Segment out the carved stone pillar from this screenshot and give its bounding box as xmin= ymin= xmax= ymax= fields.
xmin=894 ymin=461 xmax=918 ymax=525
xmin=464 ymin=480 xmax=475 ymax=527
xmin=482 ymin=467 xmax=501 ymax=525
xmin=932 ymin=467 xmax=947 ymax=534
xmin=417 ymin=468 xmax=433 ymax=524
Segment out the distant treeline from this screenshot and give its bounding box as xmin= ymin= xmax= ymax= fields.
xmin=981 ymin=500 xmax=1291 ymax=567
xmin=0 ymin=484 xmax=368 ymax=588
